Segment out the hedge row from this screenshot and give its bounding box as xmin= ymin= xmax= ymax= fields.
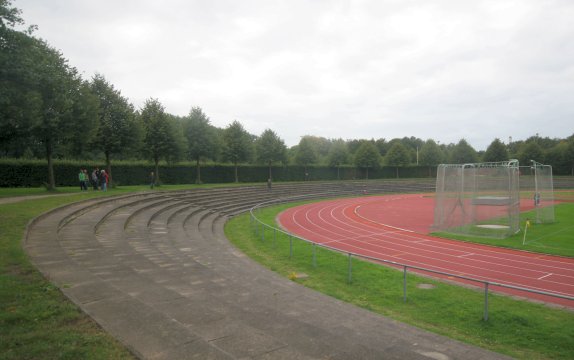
xmin=0 ymin=160 xmax=438 ymax=187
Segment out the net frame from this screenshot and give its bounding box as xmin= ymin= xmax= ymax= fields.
xmin=531 ymin=160 xmax=555 ymax=224
xmin=433 ymin=159 xmax=520 ymax=238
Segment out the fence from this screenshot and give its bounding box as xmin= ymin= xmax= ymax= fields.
xmin=249 ymin=193 xmax=573 ymax=321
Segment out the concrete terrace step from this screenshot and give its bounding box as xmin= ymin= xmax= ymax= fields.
xmin=24 ymin=181 xmax=511 ymax=360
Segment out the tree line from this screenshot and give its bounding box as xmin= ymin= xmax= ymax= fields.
xmin=2 ymin=1 xmax=574 ymax=189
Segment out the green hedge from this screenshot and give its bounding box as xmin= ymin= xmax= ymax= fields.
xmin=0 ymin=159 xmax=438 ymax=187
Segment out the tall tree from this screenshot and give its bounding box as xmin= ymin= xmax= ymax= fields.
xmin=140 ymin=98 xmax=173 ymax=185
xmin=184 ymin=107 xmax=217 ymax=184
xmin=90 ymin=74 xmax=137 ymax=186
xmin=419 ymin=139 xmax=443 ymax=166
xmin=0 ymin=1 xmax=41 ymax=157
xmin=385 ymin=142 xmax=411 ymax=178
xmin=418 ymin=139 xmax=443 ymax=177
xmin=67 ymin=80 xmax=99 ymax=158
xmin=295 ymin=136 xmax=318 ymax=180
xmin=327 ymin=139 xmax=349 ymax=180
xmin=255 ymin=129 xmax=287 ymax=180
xmin=32 ymin=41 xmax=79 ymax=190
xmin=449 ymin=139 xmax=478 ymax=164
xmin=354 ymin=141 xmax=380 ymax=180
xmin=518 ymin=142 xmax=544 ymax=166
xmin=483 ymin=138 xmax=509 ymax=162
xmin=222 ymin=120 xmax=253 ymax=182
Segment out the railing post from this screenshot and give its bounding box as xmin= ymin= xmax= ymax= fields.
xmin=403 ymin=266 xmax=408 ymax=302
xmin=348 ymin=253 xmax=352 ymax=284
xmin=484 ymin=282 xmax=489 ymax=321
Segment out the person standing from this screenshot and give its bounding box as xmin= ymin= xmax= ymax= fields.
xmin=92 ymin=168 xmax=99 ymax=190
xmin=150 ymin=171 xmax=155 ymax=189
xmin=78 ymin=169 xmax=85 ymax=191
xmin=100 ymin=170 xmax=108 ymax=191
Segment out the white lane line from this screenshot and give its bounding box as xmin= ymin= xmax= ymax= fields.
xmin=538 ymin=273 xmax=553 ymax=280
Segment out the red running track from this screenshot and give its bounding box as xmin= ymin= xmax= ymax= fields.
xmin=277 ymin=194 xmax=574 ymax=308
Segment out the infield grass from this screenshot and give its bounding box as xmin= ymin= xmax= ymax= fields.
xmin=226 ymin=202 xmax=574 ymax=359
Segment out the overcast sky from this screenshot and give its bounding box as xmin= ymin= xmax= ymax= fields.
xmin=16 ymin=0 xmax=574 ymax=150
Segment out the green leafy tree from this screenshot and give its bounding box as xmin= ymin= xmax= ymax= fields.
xmin=327 ymin=139 xmax=349 ymax=180
xmin=449 ymin=139 xmax=478 ymax=164
xmin=222 ymin=120 xmax=253 ymax=182
xmin=518 ymin=141 xmax=544 ymax=166
xmin=184 ymin=107 xmax=217 ymax=184
xmin=354 ymin=141 xmax=380 ymax=179
xmin=545 ymin=141 xmax=570 ymax=175
xmin=90 ymin=74 xmax=138 ymax=186
xmin=419 ymin=139 xmax=443 ymax=165
xmin=295 ymin=136 xmax=318 ymax=180
xmin=0 ymin=2 xmax=41 ymax=157
xmin=255 ymin=129 xmax=287 ymax=180
xmin=67 ymin=80 xmax=99 ymax=159
xmin=140 ymin=98 xmax=173 ymax=184
xmin=32 ymin=41 xmax=79 ymax=190
xmin=418 ymin=139 xmax=443 ymax=176
xmin=385 ymin=142 xmax=411 ymax=178
xmin=483 ymin=138 xmax=509 ymax=162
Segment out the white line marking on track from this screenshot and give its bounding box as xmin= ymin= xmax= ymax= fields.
xmin=458 ymin=253 xmax=475 ymax=258
xmin=538 ymin=273 xmax=553 ymax=280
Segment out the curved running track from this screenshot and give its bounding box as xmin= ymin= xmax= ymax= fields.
xmin=278 ymin=194 xmax=574 ymax=308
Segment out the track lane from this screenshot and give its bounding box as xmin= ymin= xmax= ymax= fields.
xmin=278 ymin=194 xmax=574 ymax=307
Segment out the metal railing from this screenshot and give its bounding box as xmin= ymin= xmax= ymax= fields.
xmin=249 ymin=193 xmax=573 ymax=321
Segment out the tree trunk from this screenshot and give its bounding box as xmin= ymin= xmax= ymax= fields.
xmin=268 ymin=161 xmax=272 ymax=181
xmin=337 ymin=165 xmax=340 ymax=180
xmin=196 ymin=157 xmax=201 ymax=184
xmin=105 ymin=151 xmax=113 ymax=188
xmin=365 ymin=167 xmax=369 ymax=180
xmin=234 ymin=161 xmax=239 ymax=183
xmin=45 ymin=139 xmax=55 ymax=191
xmin=396 ymin=167 xmax=399 ymax=179
xmin=154 ymin=157 xmax=160 ymax=186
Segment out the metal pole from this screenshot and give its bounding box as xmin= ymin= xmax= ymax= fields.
xmin=289 ymin=234 xmax=293 ymax=259
xmin=484 ymin=282 xmax=489 ymax=321
xmin=403 ymin=266 xmax=408 ymax=302
xmin=348 ymin=254 xmax=352 ymax=284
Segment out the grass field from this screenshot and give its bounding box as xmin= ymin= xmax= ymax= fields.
xmin=227 ymin=202 xmax=574 ymax=359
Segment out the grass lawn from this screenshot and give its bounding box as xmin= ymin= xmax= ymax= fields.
xmin=227 ymin=202 xmax=574 ymax=359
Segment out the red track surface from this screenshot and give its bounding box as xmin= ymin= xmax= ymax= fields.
xmin=278 ymin=194 xmax=574 ymax=308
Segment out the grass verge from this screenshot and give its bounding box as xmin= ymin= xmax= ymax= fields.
xmin=226 ymin=203 xmax=574 ymax=359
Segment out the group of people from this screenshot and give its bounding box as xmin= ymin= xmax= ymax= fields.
xmin=78 ymin=168 xmax=109 ymax=191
